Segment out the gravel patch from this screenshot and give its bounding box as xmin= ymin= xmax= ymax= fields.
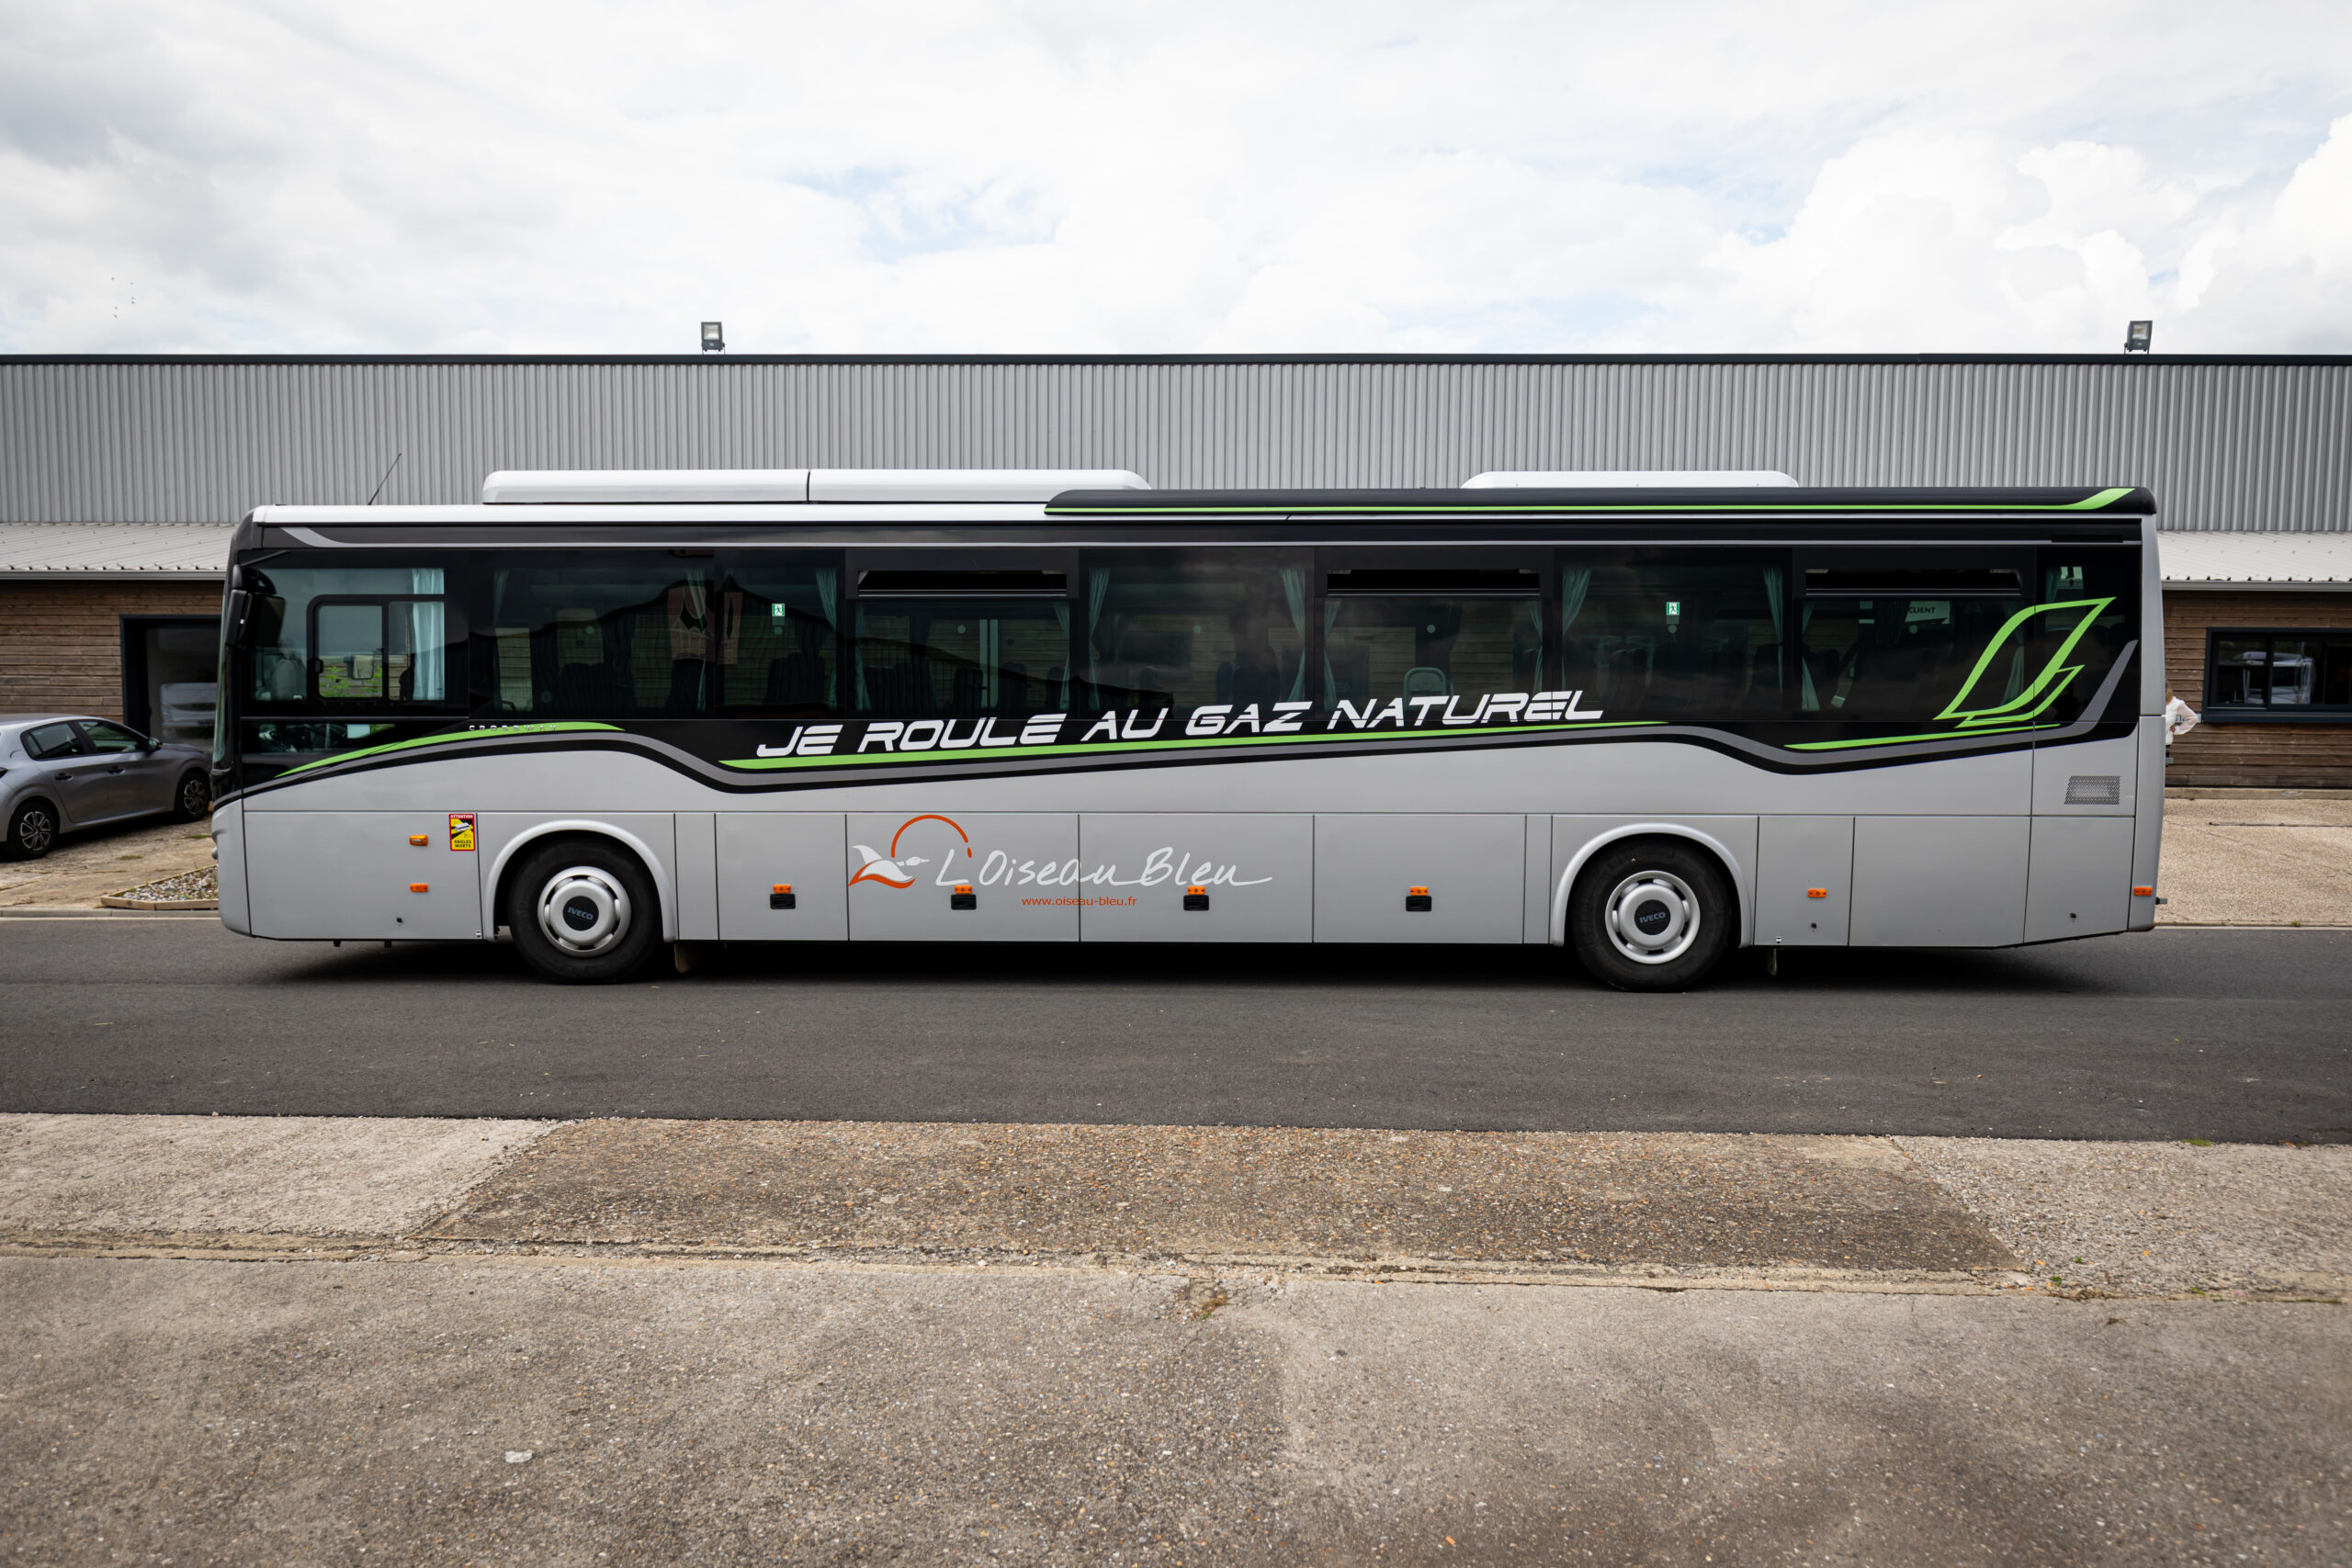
xmin=1893 ymin=1135 xmax=2352 ymax=1298
xmin=0 ymin=1113 xmax=550 ymax=1236
xmin=111 ymin=865 xmax=217 ymax=902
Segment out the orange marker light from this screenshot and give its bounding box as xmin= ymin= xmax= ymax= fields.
xmin=2132 ymin=886 xmax=2155 ymax=897
xmin=409 ymin=834 xmax=429 ymax=846
xmin=1806 ymin=887 xmax=1827 ymax=899
xmin=955 ymin=883 xmax=973 ymax=896
xmin=1408 ymin=886 xmax=1430 ymax=897
xmin=1186 ymin=885 xmax=1207 ymax=896
xmin=409 ymin=883 xmax=429 ymax=893
xmin=773 ymin=884 xmax=793 ymax=896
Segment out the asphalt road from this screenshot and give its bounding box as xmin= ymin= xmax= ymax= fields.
xmin=0 ymin=920 xmax=2345 ymax=1141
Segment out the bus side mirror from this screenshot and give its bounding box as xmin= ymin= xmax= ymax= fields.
xmin=228 ymin=592 xmax=287 ymax=649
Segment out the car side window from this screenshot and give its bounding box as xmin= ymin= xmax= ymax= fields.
xmin=78 ymin=721 xmax=145 ymax=754
xmin=22 ymin=722 xmax=84 ymax=761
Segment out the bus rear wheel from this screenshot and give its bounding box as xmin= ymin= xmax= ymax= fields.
xmin=505 ymin=839 xmax=662 ymax=984
xmin=1568 ymin=839 xmax=1734 ymax=992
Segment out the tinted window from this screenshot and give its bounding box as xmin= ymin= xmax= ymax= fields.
xmin=854 ymin=596 xmax=1071 ymax=719
xmin=491 ymin=558 xmax=718 ymax=718
xmin=243 ymin=564 xmax=457 ymax=708
xmin=1089 ymin=550 xmax=1308 ymax=710
xmin=1323 ymin=570 xmax=1541 ymax=708
xmin=22 ymin=721 xmax=83 ymax=761
xmin=718 ymin=558 xmax=841 ymax=717
xmin=78 ymin=720 xmax=145 ymax=753
xmin=1796 ymin=552 xmax=2039 ymax=723
xmin=1560 ymin=556 xmax=1783 ymax=718
xmin=2023 ymin=548 xmax=2139 ymax=725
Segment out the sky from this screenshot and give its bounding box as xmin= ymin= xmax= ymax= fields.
xmin=2 ymin=1 xmax=2348 ymax=355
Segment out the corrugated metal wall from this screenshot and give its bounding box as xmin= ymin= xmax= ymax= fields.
xmin=1 ymin=356 xmax=2346 ymax=530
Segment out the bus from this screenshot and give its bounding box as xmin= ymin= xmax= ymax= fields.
xmin=209 ymin=468 xmax=2164 ymax=987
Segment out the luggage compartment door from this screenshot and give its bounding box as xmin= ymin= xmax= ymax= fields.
xmin=1754 ymin=816 xmax=1853 ymax=947
xmin=2025 ymin=817 xmax=2134 ymax=942
xmin=246 ymin=811 xmax=483 ymax=940
xmin=718 ymin=814 xmax=848 ymax=941
xmin=1314 ymin=815 xmax=1527 ymax=943
xmin=1079 ymin=815 xmax=1312 ymax=942
xmin=846 ymin=812 xmax=1079 ymax=941
xmin=1850 ymin=816 xmax=2028 ymax=947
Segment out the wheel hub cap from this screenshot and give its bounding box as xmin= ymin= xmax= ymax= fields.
xmin=537 ymin=866 xmax=630 ymax=956
xmin=1603 ymin=871 xmax=1700 ymax=964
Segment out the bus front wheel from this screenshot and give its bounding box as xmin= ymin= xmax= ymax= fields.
xmin=505 ymin=838 xmax=662 ymax=984
xmin=1567 ymin=839 xmax=1734 ymax=992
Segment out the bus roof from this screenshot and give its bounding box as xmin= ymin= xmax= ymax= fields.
xmin=1042 ymin=485 xmax=2156 ymax=516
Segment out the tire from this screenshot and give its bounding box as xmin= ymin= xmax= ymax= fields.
xmin=171 ymin=770 xmax=211 ymax=822
xmin=1566 ymin=838 xmax=1735 ymax=992
xmin=3 ymin=798 xmax=57 ymax=861
xmin=503 ymin=837 xmax=662 ymax=984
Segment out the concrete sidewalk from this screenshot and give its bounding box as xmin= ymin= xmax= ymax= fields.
xmin=3 ymin=1115 xmax=2346 ymax=1566
xmin=6 ymin=1114 xmax=2347 ymax=1299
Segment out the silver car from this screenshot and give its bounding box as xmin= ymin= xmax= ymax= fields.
xmin=0 ymin=714 xmax=212 ymax=859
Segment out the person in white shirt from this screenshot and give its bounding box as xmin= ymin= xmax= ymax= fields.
xmin=2164 ymin=686 xmax=2199 ymax=762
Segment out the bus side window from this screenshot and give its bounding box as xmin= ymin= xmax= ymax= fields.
xmin=1085 ymin=549 xmax=1309 ymax=712
xmin=487 ymin=558 xmax=719 ymax=719
xmin=2027 ymin=548 xmax=2140 ymax=725
xmin=854 ymin=569 xmax=1073 ymax=720
xmin=1319 ymin=566 xmax=1540 ymax=709
xmin=1794 ymin=556 xmax=2034 ymax=721
xmin=717 ymin=560 xmax=842 ymax=719
xmin=1560 ymin=556 xmax=1787 ymax=718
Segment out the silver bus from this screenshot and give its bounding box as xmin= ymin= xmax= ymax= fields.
xmin=209 ymin=468 xmax=2163 ymax=987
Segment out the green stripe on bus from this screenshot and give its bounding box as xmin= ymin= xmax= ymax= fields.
xmin=1044 ymin=488 xmax=2138 ymax=516
xmin=1782 ymin=724 xmax=2057 ymax=751
xmin=720 ymin=719 xmax=1663 ymax=770
xmin=280 ymin=721 xmax=624 ymax=773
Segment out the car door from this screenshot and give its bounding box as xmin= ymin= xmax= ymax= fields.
xmin=20 ymin=721 xmax=112 ymax=826
xmin=73 ymin=720 xmax=159 ymax=818
xmin=80 ymin=720 xmax=176 ymax=817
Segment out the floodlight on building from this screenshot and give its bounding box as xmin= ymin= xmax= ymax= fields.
xmin=700 ymin=321 xmax=726 ymax=354
xmin=2125 ymin=321 xmax=2153 ymax=353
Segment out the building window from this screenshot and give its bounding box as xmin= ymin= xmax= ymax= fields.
xmin=2203 ymin=627 xmax=2352 ymax=719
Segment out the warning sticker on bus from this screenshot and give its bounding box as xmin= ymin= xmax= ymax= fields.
xmin=448 ymin=813 xmax=477 ymax=852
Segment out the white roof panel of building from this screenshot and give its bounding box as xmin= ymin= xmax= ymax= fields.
xmin=2158 ymin=530 xmax=2352 ymax=587
xmin=0 ymin=523 xmax=232 ymax=578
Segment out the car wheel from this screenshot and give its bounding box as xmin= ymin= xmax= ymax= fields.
xmin=1567 ymin=838 xmax=1735 ymax=992
xmin=504 ymin=838 xmax=662 ymax=984
xmin=4 ymin=798 xmax=58 ymax=861
xmin=171 ymin=770 xmax=211 ymax=822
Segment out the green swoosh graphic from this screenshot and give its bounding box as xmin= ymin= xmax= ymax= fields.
xmin=280 ymin=722 xmax=623 ymax=774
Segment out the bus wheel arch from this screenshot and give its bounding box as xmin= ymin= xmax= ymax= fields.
xmin=492 ymin=826 xmax=672 ymax=984
xmin=1554 ymin=828 xmax=1744 ymax=992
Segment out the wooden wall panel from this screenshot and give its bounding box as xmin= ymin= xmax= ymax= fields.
xmin=2165 ymin=590 xmax=2352 ymax=788
xmin=0 ymin=581 xmax=221 ymax=720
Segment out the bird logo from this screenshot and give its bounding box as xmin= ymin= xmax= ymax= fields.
xmin=849 ymin=814 xmax=971 ymax=890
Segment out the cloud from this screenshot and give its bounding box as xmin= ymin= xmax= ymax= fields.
xmin=0 ymin=0 xmax=2346 ymax=351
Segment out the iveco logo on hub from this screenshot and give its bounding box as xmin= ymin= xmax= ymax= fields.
xmin=850 ymin=814 xmax=1272 ymax=893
